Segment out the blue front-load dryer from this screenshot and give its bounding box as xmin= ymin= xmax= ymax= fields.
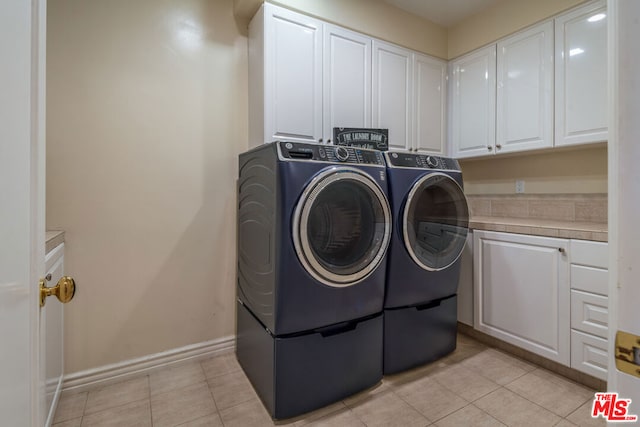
xmin=383 ymin=151 xmax=469 ymax=374
xmin=236 ymin=141 xmax=392 ymax=419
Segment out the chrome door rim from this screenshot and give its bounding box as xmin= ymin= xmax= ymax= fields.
xmin=292 ymin=166 xmax=392 ymax=287
xmin=402 ymin=172 xmax=469 ymax=272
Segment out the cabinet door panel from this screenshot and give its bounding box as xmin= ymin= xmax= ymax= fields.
xmin=569 ymin=239 xmax=608 ymax=269
xmin=414 ymin=53 xmax=446 ymax=154
xmin=570 ymin=290 xmax=608 ymax=339
xmin=570 ymin=265 xmax=608 ymax=295
xmin=474 ymin=231 xmax=570 ymax=365
xmin=372 ymin=41 xmax=412 ymax=151
xmin=457 ymin=232 xmax=474 ymax=326
xmin=571 ymin=330 xmax=608 ymax=380
xmin=555 ymin=1 xmax=607 ymax=146
xmin=265 ymin=6 xmax=322 ymax=143
xmin=496 ymin=22 xmax=554 ymax=153
xmin=323 ymin=25 xmax=371 ymax=143
xmin=451 ymin=46 xmax=496 ymax=158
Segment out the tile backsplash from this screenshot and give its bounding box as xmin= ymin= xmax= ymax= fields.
xmin=467 ymin=194 xmax=607 ymax=223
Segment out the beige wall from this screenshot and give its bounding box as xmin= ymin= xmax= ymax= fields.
xmin=47 ymin=0 xmax=606 ymax=374
xmin=272 ymin=0 xmax=448 ymax=59
xmin=47 ymin=0 xmax=248 ymax=372
xmin=460 ymin=146 xmax=607 ymax=195
xmin=448 ymin=0 xmax=587 ymax=58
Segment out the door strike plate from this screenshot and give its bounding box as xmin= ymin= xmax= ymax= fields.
xmin=615 ymin=330 xmax=640 ymax=378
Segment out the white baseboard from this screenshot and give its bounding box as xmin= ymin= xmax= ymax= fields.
xmin=62 ymin=335 xmax=236 ymax=393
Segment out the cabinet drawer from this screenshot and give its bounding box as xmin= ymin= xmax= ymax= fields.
xmin=570 ymin=330 xmax=608 ymax=381
xmin=570 ymin=240 xmax=608 ymax=268
xmin=570 ymin=290 xmax=608 ymax=339
xmin=570 ymin=264 xmax=608 ymax=295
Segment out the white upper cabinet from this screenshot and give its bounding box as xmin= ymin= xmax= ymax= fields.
xmin=414 ymin=53 xmax=447 ymax=154
xmin=555 ymin=0 xmax=607 ymax=147
xmin=265 ymin=5 xmax=323 ymax=144
xmin=496 ymin=21 xmax=554 ymax=154
xmin=450 ymin=45 xmax=497 ymax=158
xmin=323 ymin=25 xmax=371 ymax=144
xmin=373 ymin=44 xmax=447 ymax=154
xmin=372 ymin=41 xmax=413 ymax=152
xmin=250 ymin=4 xmax=323 ymax=146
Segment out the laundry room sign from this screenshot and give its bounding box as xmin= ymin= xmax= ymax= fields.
xmin=333 ymin=128 xmax=389 ymax=151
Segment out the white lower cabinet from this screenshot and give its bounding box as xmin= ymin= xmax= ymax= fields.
xmin=570 ymin=290 xmax=608 ymax=338
xmin=474 ymin=231 xmax=609 ymax=378
xmin=569 ymin=239 xmax=609 ymax=380
xmin=474 ymin=231 xmax=570 ymax=365
xmin=457 ymin=232 xmax=474 ymax=326
xmin=571 ymin=330 xmax=608 ymax=380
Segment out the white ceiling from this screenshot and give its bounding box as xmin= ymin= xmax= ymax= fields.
xmin=381 ymin=0 xmax=502 ymax=27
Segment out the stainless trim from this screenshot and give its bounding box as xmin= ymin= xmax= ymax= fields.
xmin=276 ymin=142 xmax=386 ymax=168
xmin=383 ymin=152 xmax=462 ymax=172
xmin=292 ymin=166 xmax=392 ymax=288
xmin=402 ymin=172 xmax=469 ymax=272
xmin=384 ymin=164 xmax=459 ymax=173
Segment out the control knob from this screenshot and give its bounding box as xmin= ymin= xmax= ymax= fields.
xmin=425 ymin=156 xmax=439 ymax=168
xmin=335 ymin=146 xmax=350 ymax=162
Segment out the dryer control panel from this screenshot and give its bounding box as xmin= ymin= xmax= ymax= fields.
xmin=277 ymin=141 xmax=385 ymax=166
xmin=384 ymin=151 xmax=460 ymax=171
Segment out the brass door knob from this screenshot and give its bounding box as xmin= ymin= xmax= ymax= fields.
xmin=40 ymin=276 xmax=76 ymax=307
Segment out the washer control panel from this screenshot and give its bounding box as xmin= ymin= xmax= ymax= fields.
xmin=278 ymin=141 xmax=385 ymax=166
xmin=385 ymin=151 xmax=460 ymax=171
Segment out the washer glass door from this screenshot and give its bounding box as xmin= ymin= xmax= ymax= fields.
xmin=294 ymin=167 xmax=391 ymax=287
xmin=403 ymin=173 xmax=469 ymax=271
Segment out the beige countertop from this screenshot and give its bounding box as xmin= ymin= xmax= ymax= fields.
xmin=46 ymin=230 xmax=65 ymax=255
xmin=470 ymin=216 xmax=607 ymax=242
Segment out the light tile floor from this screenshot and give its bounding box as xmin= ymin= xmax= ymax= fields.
xmin=53 ymin=334 xmax=605 ymax=427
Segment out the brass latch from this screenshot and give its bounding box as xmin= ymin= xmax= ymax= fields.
xmin=615 ymin=330 xmax=640 ymax=378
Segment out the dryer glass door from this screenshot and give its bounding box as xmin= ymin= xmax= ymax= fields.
xmin=294 ymin=167 xmax=391 ymax=287
xmin=403 ymin=173 xmax=469 ymax=271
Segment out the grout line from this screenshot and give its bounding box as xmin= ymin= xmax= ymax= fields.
xmin=80 ymin=390 xmax=89 ymax=420
xmin=204 ymin=368 xmax=221 ymax=416
xmin=147 ymin=394 xmax=153 ymax=427
xmin=429 ymin=369 xmax=499 ymax=404
xmin=151 ymin=378 xmax=213 ymax=400
xmin=391 ymin=387 xmax=442 ymax=425
xmin=206 ymin=377 xmax=257 ymax=416
xmin=81 ymin=396 xmax=151 ymax=420
xmin=512 ymin=385 xmax=570 ymax=423
xmin=146 ymin=375 xmax=153 ymax=427
xmin=86 ymin=334 xmax=594 ymax=427
xmin=501 ymin=380 xmax=584 ymax=420
xmin=473 ymin=387 xmax=507 ymax=424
